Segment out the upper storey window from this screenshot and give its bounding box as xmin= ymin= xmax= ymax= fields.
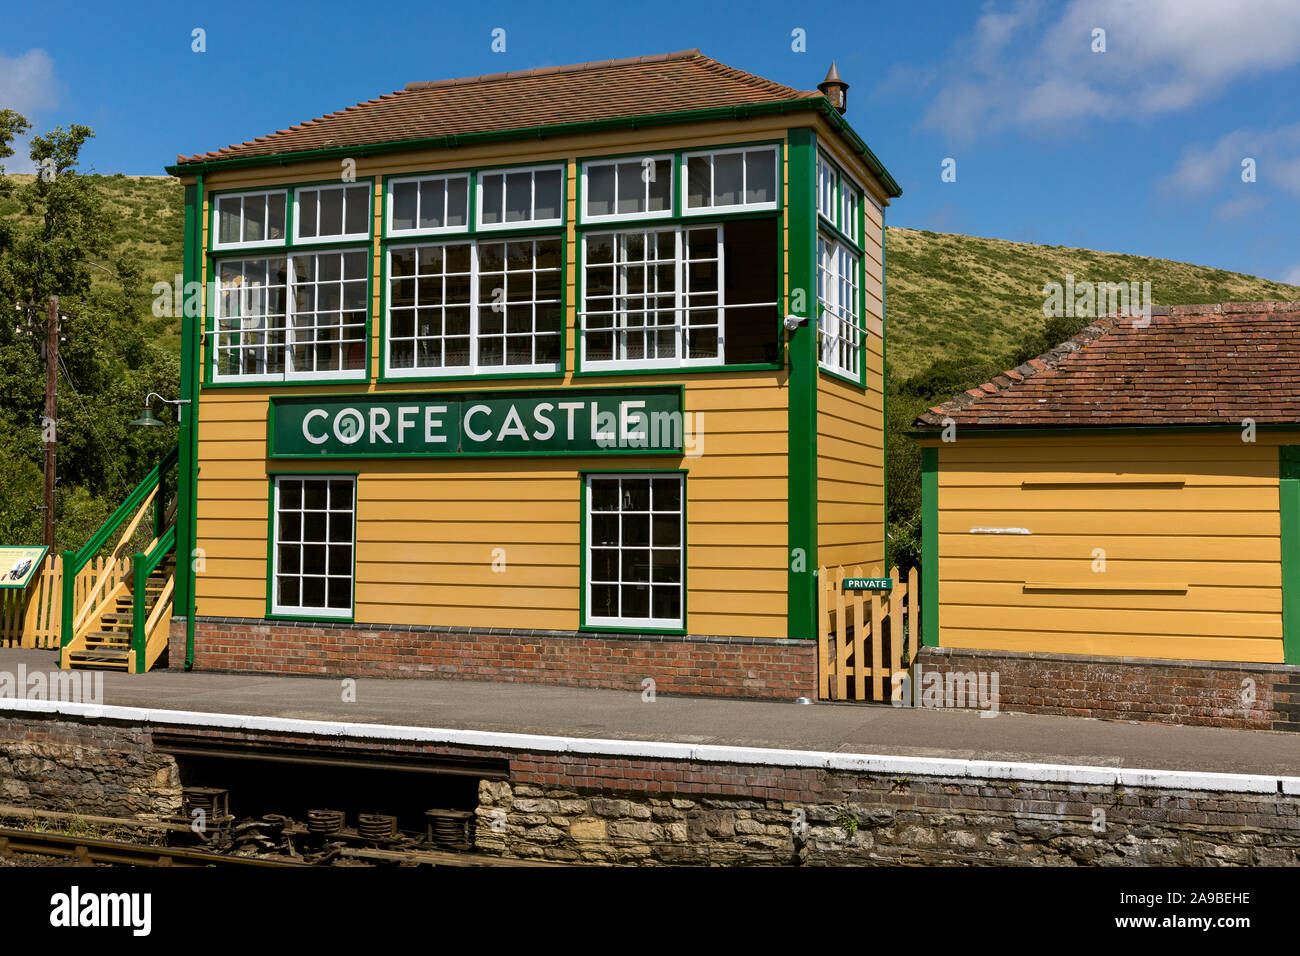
xmin=582 ymin=156 xmax=673 ymax=223
xmin=477 ymin=165 xmax=564 ymax=230
xmin=387 ymin=173 xmax=470 ymax=236
xmin=294 ymin=183 xmax=372 ymax=243
xmin=683 ymin=146 xmax=778 ymax=214
xmin=213 ymin=190 xmax=288 ymax=250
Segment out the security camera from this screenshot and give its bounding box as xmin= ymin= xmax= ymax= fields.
xmin=783 ymin=314 xmax=807 ymax=332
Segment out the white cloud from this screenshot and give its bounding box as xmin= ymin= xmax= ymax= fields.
xmin=1283 ymin=263 xmax=1300 ymax=286
xmin=922 ymin=0 xmax=1300 ymax=142
xmin=1162 ymin=123 xmax=1300 ymax=196
xmin=0 ymin=49 xmax=58 ymax=174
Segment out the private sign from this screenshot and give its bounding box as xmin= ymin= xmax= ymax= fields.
xmin=267 ymin=386 xmax=685 ymax=458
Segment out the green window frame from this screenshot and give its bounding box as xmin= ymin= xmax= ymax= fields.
xmin=268 ymin=474 xmax=357 ymax=621
xmin=582 ymin=471 xmax=686 ymax=631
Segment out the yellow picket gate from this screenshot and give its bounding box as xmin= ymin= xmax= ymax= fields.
xmin=817 ymin=564 xmax=917 ymax=702
xmin=0 ymin=554 xmax=133 ymax=651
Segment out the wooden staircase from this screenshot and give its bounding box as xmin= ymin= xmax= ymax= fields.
xmin=68 ymin=556 xmax=174 ymax=672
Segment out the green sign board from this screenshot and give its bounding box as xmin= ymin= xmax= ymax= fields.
xmin=843 ymin=577 xmax=893 ymax=592
xmin=0 ymin=546 xmax=48 ymax=590
xmin=268 ymin=386 xmax=686 ymax=459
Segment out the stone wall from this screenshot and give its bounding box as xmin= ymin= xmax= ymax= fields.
xmin=0 ymin=718 xmax=181 ymax=819
xmin=172 ymin=616 xmax=817 ymax=700
xmin=918 ymin=646 xmax=1300 ymax=731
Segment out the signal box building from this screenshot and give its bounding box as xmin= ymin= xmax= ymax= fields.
xmin=163 ymin=50 xmax=901 ymax=698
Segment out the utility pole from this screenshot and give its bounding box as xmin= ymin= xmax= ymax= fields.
xmin=42 ymin=296 xmax=58 ymax=549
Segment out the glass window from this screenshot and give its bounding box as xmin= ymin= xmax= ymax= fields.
xmin=294 ymin=184 xmax=372 ymax=243
xmin=386 ymin=236 xmax=562 ymax=376
xmin=388 ymin=174 xmax=469 ymax=235
xmin=585 ymin=474 xmax=683 ymax=629
xmin=212 ymin=191 xmax=287 ymax=249
xmin=817 ymin=155 xmax=837 ymax=222
xmin=213 ymin=250 xmax=367 ymax=382
xmin=582 ymin=156 xmax=672 ymax=222
xmin=817 ymin=234 xmax=862 ymax=379
xmin=581 ymin=221 xmax=779 ymax=370
xmin=841 ymin=182 xmax=861 ymax=244
xmin=683 ymin=147 xmax=779 ymax=213
xmin=477 ymin=166 xmax=564 ymax=229
xmin=272 ymin=476 xmax=355 ymax=618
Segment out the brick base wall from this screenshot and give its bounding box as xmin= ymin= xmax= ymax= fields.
xmin=169 ymin=616 xmax=817 ymax=700
xmin=918 ymin=646 xmax=1300 ymax=731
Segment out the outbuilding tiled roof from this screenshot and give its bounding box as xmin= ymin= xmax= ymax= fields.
xmin=174 ymin=50 xmax=819 ymax=166
xmin=914 ymin=302 xmax=1300 ymax=429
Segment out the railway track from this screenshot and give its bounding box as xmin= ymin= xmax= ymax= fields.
xmin=0 ymin=826 xmax=306 ymax=867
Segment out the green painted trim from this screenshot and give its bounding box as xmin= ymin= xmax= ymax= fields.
xmin=921 ymin=446 xmax=938 ymax=647
xmin=881 ymin=220 xmax=889 ymax=570
xmin=576 ymin=208 xmax=779 ymax=233
xmin=578 ymin=468 xmax=689 ymax=635
xmin=905 ymin=424 xmax=1300 ymax=439
xmin=167 ymin=99 xmax=903 ymax=199
xmin=184 ymin=174 xmax=204 ymax=669
xmin=206 ymin=177 xmax=376 ymax=255
xmin=785 ymin=126 xmax=818 ymax=641
xmin=265 ymin=472 xmax=359 ymax=624
xmin=380 ymin=166 xmax=474 ymax=242
xmin=1281 ymin=447 xmax=1300 ymax=665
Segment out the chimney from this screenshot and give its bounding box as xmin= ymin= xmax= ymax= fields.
xmin=818 ymin=62 xmax=849 ymax=114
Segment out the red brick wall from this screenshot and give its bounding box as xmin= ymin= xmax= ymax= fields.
xmin=918 ymin=646 xmax=1300 ymax=731
xmin=170 ymin=617 xmax=817 ymax=700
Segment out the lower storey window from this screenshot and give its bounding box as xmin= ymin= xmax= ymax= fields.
xmin=271 ymin=476 xmax=356 ymax=618
xmin=816 ymin=234 xmax=863 ymax=379
xmin=585 ymin=474 xmax=684 ymax=629
xmin=214 ymin=251 xmax=368 ymax=381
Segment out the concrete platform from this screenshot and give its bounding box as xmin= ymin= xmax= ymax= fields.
xmin=3 ymin=647 xmax=1298 ymax=777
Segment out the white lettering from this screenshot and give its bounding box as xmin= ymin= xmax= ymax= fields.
xmin=532 ymin=402 xmax=556 ymax=441
xmin=558 ymin=402 xmax=583 ymax=441
xmin=302 ymin=409 xmax=329 ymax=445
xmin=620 ymin=400 xmax=647 ymax=446
xmin=497 ymin=404 xmax=529 ymax=442
xmin=396 ymin=406 xmax=418 ymax=443
xmin=369 ymin=407 xmax=393 ymax=443
xmin=423 ymin=405 xmax=448 ymax=443
xmin=464 ymin=404 xmax=492 ymax=442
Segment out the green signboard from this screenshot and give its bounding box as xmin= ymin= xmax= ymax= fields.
xmin=843 ymin=577 xmax=893 ymax=592
xmin=268 ymin=386 xmax=686 ymax=459
xmin=0 ymin=546 xmax=48 ymax=589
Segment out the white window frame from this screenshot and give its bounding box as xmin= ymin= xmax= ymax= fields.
xmin=385 ymin=173 xmax=471 ymax=237
xmin=840 ymin=181 xmax=861 ymax=245
xmin=211 ymin=189 xmax=289 ymax=251
xmin=583 ymin=473 xmax=684 ymax=631
xmin=211 ymin=249 xmax=369 ymax=385
xmin=581 ymin=224 xmax=756 ymax=371
xmin=817 ymin=233 xmax=863 ymax=380
xmin=681 ymin=146 xmax=780 ymax=216
xmin=817 ymin=154 xmax=837 ymax=223
xmin=271 ymin=475 xmax=356 ymax=620
xmin=292 ymin=182 xmax=373 ymax=245
xmin=580 ymin=154 xmax=675 ymax=224
xmin=384 ymin=236 xmax=564 ymax=378
xmin=475 ymin=164 xmax=565 ymax=232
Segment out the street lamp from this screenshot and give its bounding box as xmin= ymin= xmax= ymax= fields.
xmin=131 ymin=392 xmax=191 ymax=427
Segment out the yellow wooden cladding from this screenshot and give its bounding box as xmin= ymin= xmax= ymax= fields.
xmin=929 ymin=432 xmax=1293 ymax=663
xmin=818 ymin=564 xmax=915 ymax=701
xmin=186 ymin=116 xmax=893 ymax=640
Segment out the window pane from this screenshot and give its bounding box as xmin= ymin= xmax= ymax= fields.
xmin=298 ymin=191 xmax=318 ymax=238
xmin=648 ymin=159 xmax=671 ymax=212
xmin=686 ymin=156 xmax=709 ymax=208
xmin=218 ymin=197 xmax=242 ymax=244
xmin=505 ymin=172 xmax=531 ymax=223
xmin=420 ymin=180 xmax=444 ymax=229
xmin=481 ymin=174 xmax=503 ymax=224
xmin=345 ymin=186 xmax=369 ymax=235
xmin=245 ymin=197 xmax=266 ymax=242
xmin=445 ymin=176 xmax=468 ymax=227
xmin=587 ymin=164 xmax=614 ymax=218
xmin=745 ymin=150 xmax=776 ymax=204
xmin=268 ymin=194 xmax=286 ymax=241
xmin=534 ymin=169 xmax=561 ymax=220
xmin=391 ymin=182 xmax=417 ymax=231
xmin=318 ymin=189 xmax=344 ymax=236
xmin=713 ymin=153 xmax=742 ymax=206
xmin=616 ymin=161 xmax=642 ymax=215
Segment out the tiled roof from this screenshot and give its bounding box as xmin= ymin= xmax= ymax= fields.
xmin=914 ymin=302 xmax=1300 ymax=429
xmin=174 ymin=50 xmax=819 ymax=166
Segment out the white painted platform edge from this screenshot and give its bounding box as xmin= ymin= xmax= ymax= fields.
xmin=1 ymin=698 xmax=1294 ymax=796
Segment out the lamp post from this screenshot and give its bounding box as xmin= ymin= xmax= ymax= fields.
xmin=130 ymin=392 xmax=191 ymax=427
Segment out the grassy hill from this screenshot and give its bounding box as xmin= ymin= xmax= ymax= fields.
xmin=886 ymin=227 xmax=1300 ymax=378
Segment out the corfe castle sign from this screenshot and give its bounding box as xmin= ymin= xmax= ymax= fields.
xmin=268 ymin=386 xmax=686 ymax=458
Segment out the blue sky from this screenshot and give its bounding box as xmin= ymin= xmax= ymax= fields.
xmin=3 ymin=0 xmax=1300 ymax=284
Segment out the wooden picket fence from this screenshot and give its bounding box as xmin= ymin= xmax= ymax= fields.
xmin=818 ymin=564 xmax=917 ymax=702
xmin=0 ymin=554 xmax=132 ymax=650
